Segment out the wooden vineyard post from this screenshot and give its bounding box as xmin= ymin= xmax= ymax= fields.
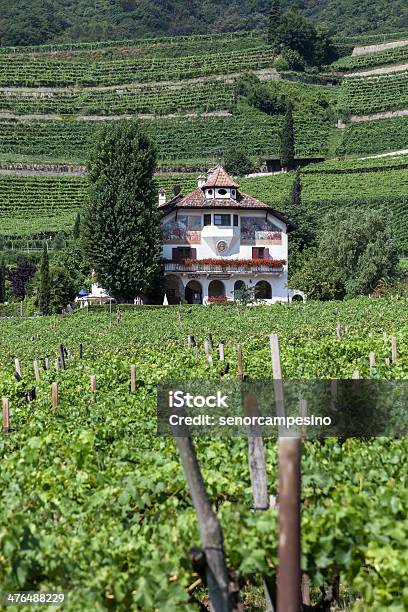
xmin=369 ymin=352 xmax=376 ymax=372
xmin=173 ymin=428 xmax=233 ymax=611
xmin=352 ymin=369 xmax=360 ymax=380
xmin=385 ymin=357 xmax=390 ymax=367
xmin=14 ymin=358 xmax=21 ymax=378
xmin=79 ymin=343 xmax=84 ymax=359
xmin=187 ymin=335 xmax=193 ymax=348
xmin=52 ymin=382 xmax=58 ymax=415
xmin=2 ymin=398 xmax=10 ymax=433
xmin=269 ymin=334 xmax=285 ymax=420
xmin=44 ymin=357 xmax=50 ymax=370
xmin=54 ymin=358 xmax=59 ymax=371
xmin=244 ymin=393 xmax=275 ymax=612
xmin=59 ymin=344 xmax=66 ymax=370
xmin=218 ymin=343 xmax=225 ymax=361
xmin=391 ymin=336 xmax=397 ymax=363
xmin=91 ymin=375 xmax=97 ymax=392
xmin=278 ymin=436 xmax=302 ymax=612
xmin=236 ymin=344 xmax=244 ymax=381
xmin=208 ymin=334 xmax=214 ymax=351
xmin=299 ymin=399 xmax=308 ymax=440
xmin=130 ymin=365 xmax=136 ymax=392
xmin=336 ymin=322 xmax=341 ymax=339
xmin=34 ymin=360 xmax=40 ymax=382
xmin=204 ymin=340 xmax=212 ymax=364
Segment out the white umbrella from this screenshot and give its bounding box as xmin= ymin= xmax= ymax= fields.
xmin=163 ymin=293 xmax=169 ymax=305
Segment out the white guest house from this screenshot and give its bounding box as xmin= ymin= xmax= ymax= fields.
xmin=160 ymin=166 xmax=302 ymax=304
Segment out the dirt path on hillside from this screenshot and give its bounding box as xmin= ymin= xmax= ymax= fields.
xmin=0 ymin=110 xmax=233 ymax=122
xmin=349 ymin=109 xmax=408 ymax=122
xmin=345 ymin=63 xmax=408 ymax=77
xmin=352 ymin=40 xmax=408 ymax=56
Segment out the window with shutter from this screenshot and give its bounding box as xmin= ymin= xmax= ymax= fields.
xmin=189 ymin=248 xmax=197 ymax=259
xmin=264 ymin=248 xmax=269 ymax=260
xmin=172 ymin=247 xmax=180 ymax=261
xmin=252 ymin=247 xmax=259 ymax=259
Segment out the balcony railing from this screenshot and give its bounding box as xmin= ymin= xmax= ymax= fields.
xmin=164 ymin=258 xmax=286 ymax=274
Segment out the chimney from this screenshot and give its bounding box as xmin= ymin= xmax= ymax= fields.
xmin=197 ymin=175 xmax=206 ymax=189
xmin=158 ymin=187 xmax=166 ymax=206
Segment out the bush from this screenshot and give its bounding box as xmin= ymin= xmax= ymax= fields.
xmin=224 ymin=147 xmax=254 ymax=176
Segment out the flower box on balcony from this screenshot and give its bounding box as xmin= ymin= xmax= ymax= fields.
xmin=164 ymin=258 xmax=286 ymax=268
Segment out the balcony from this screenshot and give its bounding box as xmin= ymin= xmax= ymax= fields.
xmin=164 ymin=258 xmax=286 ymax=275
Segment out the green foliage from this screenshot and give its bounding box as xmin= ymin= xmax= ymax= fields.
xmin=338 ymin=71 xmax=408 ymax=116
xmin=273 ymin=8 xmax=338 ymax=67
xmin=280 ymin=102 xmax=295 ymax=170
xmin=337 ymin=117 xmax=408 ymax=156
xmin=38 ymin=243 xmax=50 ymax=315
xmin=290 ymin=208 xmax=400 ymax=299
xmin=276 ymin=47 xmax=305 ymax=71
xmin=82 ymin=121 xmax=162 ymax=301
xmin=49 ymin=265 xmax=78 ymax=313
xmin=267 ymin=0 xmax=281 ymax=48
xmin=0 ymin=0 xmax=407 ymax=46
xmin=224 ymin=147 xmax=254 ymax=176
xmin=330 ymin=42 xmax=408 ymax=72
xmin=0 ymin=257 xmax=6 ymax=303
xmin=0 ymin=302 xmax=408 ymax=608
xmin=72 ymin=213 xmax=81 ymax=239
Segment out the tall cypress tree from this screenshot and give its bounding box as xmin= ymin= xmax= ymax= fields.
xmin=38 ymin=242 xmax=50 ymax=315
xmin=0 ymin=258 xmax=6 ymax=303
xmin=267 ymin=0 xmax=281 ymax=47
xmin=82 ymin=121 xmax=162 ymax=302
xmin=73 ymin=212 xmax=81 ymax=239
xmin=290 ymin=170 xmax=302 ymax=205
xmin=280 ymin=102 xmax=295 ymax=171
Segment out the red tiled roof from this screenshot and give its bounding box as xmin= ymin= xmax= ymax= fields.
xmin=161 ymin=188 xmax=269 ymax=210
xmin=160 ymin=188 xmax=297 ymax=230
xmin=202 ymin=166 xmax=239 ymax=188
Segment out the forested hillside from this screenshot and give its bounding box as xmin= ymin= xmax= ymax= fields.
xmin=0 ymin=0 xmax=407 ymax=46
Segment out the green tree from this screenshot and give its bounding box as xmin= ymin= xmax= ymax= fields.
xmin=267 ymin=0 xmax=281 ymax=48
xmin=0 ymin=258 xmax=6 ymax=303
xmin=38 ymin=242 xmax=51 ymax=315
xmin=290 ymin=208 xmax=400 ymax=300
xmin=82 ymin=121 xmax=162 ymax=302
xmin=224 ymin=147 xmax=254 ymax=176
xmin=49 ymin=265 xmax=77 ymax=313
xmin=280 ymin=102 xmax=295 ymax=171
xmin=73 ymin=213 xmax=81 ymax=239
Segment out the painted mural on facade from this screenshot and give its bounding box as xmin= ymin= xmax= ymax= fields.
xmin=162 ymin=214 xmax=202 ymax=244
xmin=240 ymin=216 xmax=282 ymax=244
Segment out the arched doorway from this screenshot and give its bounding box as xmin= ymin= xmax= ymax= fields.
xmin=208 ymin=279 xmax=225 ymax=299
xmin=164 ymin=275 xmax=183 ymax=304
xmin=234 ymin=280 xmax=246 ymax=300
xmin=255 ymin=280 xmax=272 ymax=300
xmin=185 ymin=280 xmax=202 ymax=304
xmin=292 ymin=294 xmax=304 ymax=303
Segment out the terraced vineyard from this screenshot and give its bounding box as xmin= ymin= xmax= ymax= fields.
xmin=330 ymin=43 xmax=408 ymax=72
xmin=338 ymin=70 xmax=408 ymax=116
xmin=337 ymin=116 xmax=408 ymax=155
xmin=0 ymin=113 xmax=334 ymax=167
xmin=0 ymin=46 xmax=274 ymax=88
xmin=0 ymin=174 xmax=87 ymax=236
xmin=0 ymin=81 xmax=236 ymax=116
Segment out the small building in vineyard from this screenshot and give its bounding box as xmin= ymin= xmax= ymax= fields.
xmin=159 ymin=166 xmax=302 ymax=304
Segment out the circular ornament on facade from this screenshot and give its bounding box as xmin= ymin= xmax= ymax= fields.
xmin=217 ymin=240 xmax=228 ymax=254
